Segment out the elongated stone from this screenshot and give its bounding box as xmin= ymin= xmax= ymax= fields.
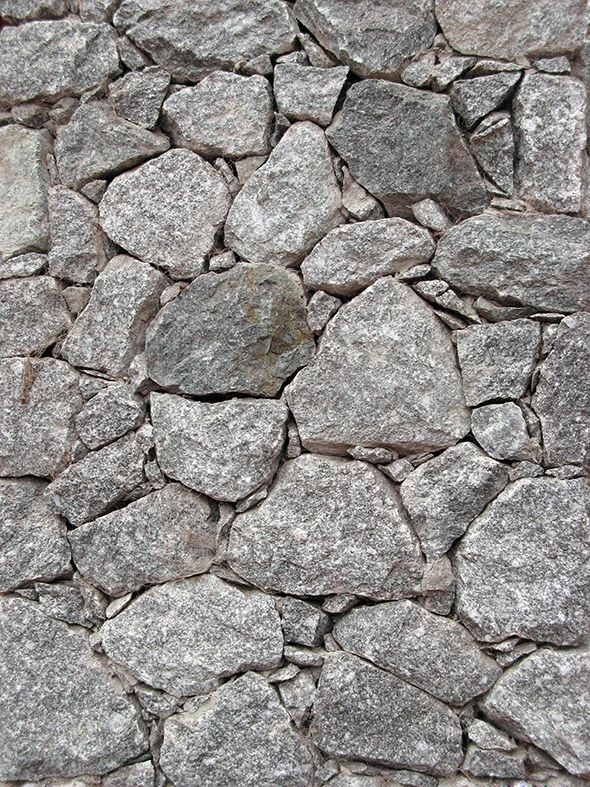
xmin=470 ymin=112 xmax=514 ymax=195
xmin=0 ymin=277 xmax=70 ymax=358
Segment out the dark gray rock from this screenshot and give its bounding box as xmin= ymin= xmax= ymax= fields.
xmin=282 ymin=597 xmax=331 ymax=647
xmin=462 ymin=746 xmax=526 ymax=778
xmin=274 ymin=63 xmax=348 ymax=126
xmin=75 ymin=382 xmax=144 ymax=450
xmin=108 ymin=66 xmax=170 ymax=129
xmin=469 ymin=112 xmax=514 ymax=195
xmin=450 ymin=73 xmax=520 ymax=129
xmin=471 ymin=402 xmax=540 ymax=462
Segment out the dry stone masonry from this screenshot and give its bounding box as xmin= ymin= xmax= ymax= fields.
xmin=0 ymin=0 xmax=589 ymax=785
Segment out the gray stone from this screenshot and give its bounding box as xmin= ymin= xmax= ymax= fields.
xmin=99 ymin=150 xmax=231 ymax=279
xmin=430 ymin=56 xmax=477 ymax=92
xmin=160 ymin=672 xmax=315 ymax=786
xmin=101 ymin=575 xmax=283 ymax=697
xmin=432 ymin=212 xmax=590 ymax=313
xmin=471 ymin=402 xmax=540 ymax=461
xmin=102 ymin=761 xmax=155 ymax=787
xmin=327 ymin=80 xmax=486 ymax=218
xmin=75 ymin=382 xmax=144 ymax=450
xmin=162 ymin=72 xmax=273 ymax=158
xmin=467 ymin=719 xmax=515 ymax=752
xmin=286 ymin=278 xmax=470 ymax=454
xmin=400 ymin=442 xmax=509 ymax=560
xmin=282 ymin=597 xmax=331 ymax=647
xmin=311 ymin=652 xmax=463 ymax=776
xmin=341 ymin=166 xmax=385 ymax=221
xmin=0 ymin=597 xmax=147 ymax=781
xmin=0 ymin=0 xmax=66 ymax=21
xmin=35 ymin=579 xmax=106 ymax=628
xmin=333 ymin=600 xmax=501 ymax=705
xmin=55 ymin=102 xmax=170 ymax=189
xmin=451 ymin=73 xmax=520 ymax=129
xmin=421 ymin=556 xmax=456 ymax=615
xmin=380 ymin=458 xmax=414 ymax=484
xmin=413 ymin=279 xmax=480 ymax=323
xmin=63 ymin=286 xmax=91 ymax=316
xmin=80 ymin=179 xmax=108 ymax=204
xmin=225 ymin=122 xmax=343 ymax=267
xmin=284 ymin=644 xmax=325 ymax=668
xmin=301 ymin=218 xmax=435 ymax=297
xmin=228 ymin=454 xmax=424 ymax=599
xmin=401 ymin=53 xmax=436 ymax=88
xmin=0 ymin=21 xmax=119 ymax=106
xmin=61 ymin=256 xmax=165 ymax=378
xmin=70 ymin=483 xmax=216 ymax=596
xmin=454 ymin=478 xmax=590 ymax=645
xmin=293 ymin=0 xmax=437 ymax=79
xmin=151 ymin=393 xmax=288 ymax=503
xmin=274 ymin=63 xmax=348 ymax=126
xmin=348 ymin=446 xmax=394 ymax=465
xmin=108 ymin=67 xmax=170 ymax=129
xmin=411 ymin=199 xmax=451 ymax=232
xmin=146 ymin=263 xmax=314 ymax=397
xmin=514 ymin=74 xmax=586 ymax=213
xmin=469 ymin=112 xmax=514 ymax=195
xmin=278 ymin=669 xmax=316 ymax=727
xmin=79 ymin=0 xmax=120 ymax=22
xmin=461 ymin=746 xmax=526 ymax=778
xmin=307 ymin=290 xmax=342 ymax=333
xmin=536 ymin=56 xmax=572 ymax=74
xmin=114 ymin=0 xmax=297 ymax=82
xmin=0 ymin=252 xmax=46 ymax=280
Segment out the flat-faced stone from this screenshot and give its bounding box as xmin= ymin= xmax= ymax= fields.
xmin=108 ymin=66 xmax=170 ymax=129
xmin=228 ymin=454 xmax=424 ymax=599
xmin=450 ymin=73 xmax=520 ymax=129
xmin=0 ymin=252 xmax=46 ymax=281
xmin=454 ymin=478 xmax=590 ymax=645
xmin=471 ymin=402 xmax=540 ymax=462
xmin=301 ymin=218 xmax=435 ymax=297
xmin=101 ymin=575 xmax=283 ymax=697
xmin=286 ymin=278 xmax=470 ymax=454
xmin=327 ymin=80 xmax=487 ymax=218
xmin=0 ymin=277 xmax=70 ymax=358
xmin=274 ymin=63 xmax=348 ymax=126
xmin=75 ymin=382 xmax=144 ymax=450
xmin=146 ymin=263 xmax=314 ymax=397
xmin=470 ymin=112 xmax=514 ymax=195
xmin=99 ymin=150 xmax=231 ymax=279
xmin=282 ymin=597 xmax=331 ymax=647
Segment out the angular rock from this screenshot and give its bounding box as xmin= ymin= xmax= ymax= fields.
xmin=514 ymin=74 xmax=586 ymax=213
xmin=470 ymin=112 xmax=514 ymax=195
xmin=0 ymin=252 xmax=46 ymax=281
xmin=462 ymin=746 xmax=526 ymax=779
xmin=162 ymin=72 xmax=273 ymax=158
xmin=286 ymin=278 xmax=470 ymax=453
xmin=454 ymin=478 xmax=590 ymax=645
xmin=99 ymin=150 xmax=230 ymax=279
xmin=311 ymin=652 xmax=463 ymax=776
xmin=225 ymin=122 xmax=343 ymax=266
xmin=0 ymin=597 xmax=147 ymax=781
xmin=432 ymin=212 xmax=590 ymax=313
xmin=307 ymin=290 xmax=341 ymax=333
xmin=228 ymin=454 xmax=424 ymax=599
xmin=146 ymin=263 xmax=314 ymax=397
xmin=35 ymin=578 xmax=106 ymax=628
xmin=0 ymin=0 xmax=67 ymax=21
xmin=108 ymin=66 xmax=170 ymax=129
xmin=467 ymin=719 xmax=515 ymax=751
xmin=75 ymin=382 xmax=144 ymax=450
xmin=327 ymin=80 xmax=487 ymax=218
xmin=341 ymin=166 xmax=385 ymax=221
xmin=102 ymin=761 xmax=155 ymax=787
xmin=450 ymin=73 xmax=520 ymax=129
xmin=278 ymin=668 xmax=316 ymax=727
xmin=400 ymin=442 xmax=509 ymax=560
xmin=282 ymin=597 xmax=331 ymax=647
xmin=430 ymin=56 xmax=477 ymax=92
xmin=151 ymin=393 xmax=288 ymax=503
xmin=274 ymin=63 xmax=348 ymax=126
xmin=301 ymin=218 xmax=435 ymax=297
xmin=101 ymin=575 xmax=283 ymax=696
xmin=61 ymin=255 xmax=165 ymax=378
xmin=471 ymin=402 xmax=540 ymax=461
xmin=0 ymin=277 xmax=70 ymax=358
xmin=160 ymin=672 xmax=315 ymax=786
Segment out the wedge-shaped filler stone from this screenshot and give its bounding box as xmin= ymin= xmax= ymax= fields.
xmin=101 ymin=575 xmax=283 ymax=697
xmin=228 ymin=454 xmax=424 ymax=599
xmin=0 ymin=277 xmax=70 ymax=358
xmin=286 ymin=278 xmax=470 ymax=453
xmin=146 ymin=263 xmax=314 ymax=397
xmin=0 ymin=597 xmax=147 ymax=781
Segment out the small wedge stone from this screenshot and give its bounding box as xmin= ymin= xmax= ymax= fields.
xmin=75 ymin=382 xmax=144 ymax=450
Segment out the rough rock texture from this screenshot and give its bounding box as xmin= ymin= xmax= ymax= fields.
xmin=274 ymin=63 xmax=348 ymax=126
xmin=471 ymin=402 xmax=539 ymax=462
xmin=75 ymin=382 xmax=144 ymax=450
xmin=108 ymin=66 xmax=170 ymax=129
xmin=470 ymin=112 xmax=514 ymax=195
xmin=450 ymin=73 xmax=520 ymax=129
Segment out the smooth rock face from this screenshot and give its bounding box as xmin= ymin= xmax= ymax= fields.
xmin=0 ymin=597 xmax=147 ymax=781
xmin=432 ymin=212 xmax=590 ymax=313
xmin=0 ymin=277 xmax=71 ymax=357
xmin=470 ymin=112 xmax=514 ymax=195
xmin=286 ymin=278 xmax=470 ymax=454
xmin=146 ymin=263 xmax=314 ymax=397
xmin=160 ymin=672 xmax=315 ymax=787
xmin=101 ymin=575 xmax=283 ymax=696
xmin=151 ymin=393 xmax=288 ymax=502
xmin=228 ymin=454 xmax=424 ymax=599
xmin=481 ymin=648 xmax=590 ymax=777
xmin=301 ymin=218 xmax=435 ymax=296
xmin=327 ymin=80 xmax=487 ymax=218
xmin=311 ymin=652 xmax=463 ymax=776
xmin=454 ymin=478 xmax=590 ymax=645
xmin=225 ymin=122 xmax=343 ymax=267
xmin=274 ymin=63 xmax=349 ymax=126
xmin=293 ymin=0 xmax=437 ymax=78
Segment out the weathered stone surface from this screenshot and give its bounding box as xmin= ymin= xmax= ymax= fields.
xmin=471 ymin=402 xmax=540 ymax=461
xmin=35 ymin=577 xmax=106 ymax=628
xmin=282 ymin=597 xmax=331 ymax=647
xmin=0 ymin=597 xmax=147 ymax=781
xmin=454 ymin=478 xmax=590 ymax=645
xmin=301 ymin=218 xmax=435 ymax=297
xmin=61 ymin=255 xmax=165 ymax=377
xmin=146 ymin=263 xmax=314 ymax=397
xmin=400 ymin=442 xmax=509 ymax=560
xmin=0 ymin=251 xmax=46 ymax=281
xmin=432 ymin=212 xmax=590 ymax=313
xmin=55 ymin=102 xmax=169 ymax=189
xmin=102 ymin=761 xmax=155 ymax=787
xmin=108 ymin=66 xmax=170 ymax=129
xmin=70 ymin=483 xmax=216 ymax=596
xmin=481 ymin=648 xmax=590 ymax=776
xmin=294 ymin=0 xmax=437 ymax=79
xmin=411 ymin=198 xmax=451 ymax=232
xmin=99 ymin=150 xmax=230 ymax=279
xmin=75 ymin=382 xmax=144 ymax=450
xmin=101 ymin=575 xmax=282 ymax=696
xmin=311 ymin=653 xmax=463 ymax=775
xmin=274 ymin=63 xmax=348 ymax=126
xmin=327 ymin=81 xmax=487 ymax=218
xmin=163 ymin=72 xmax=273 ymax=158
xmin=470 ymin=112 xmax=514 ymax=195
xmin=514 ymin=74 xmax=586 ymax=213
xmin=461 ymin=746 xmax=526 ymax=778
xmin=307 ymin=290 xmax=341 ymax=333
xmin=0 ymin=0 xmax=66 ymax=21
xmin=225 ymin=122 xmax=343 ymax=266
xmin=0 ymin=125 xmax=50 ymax=260
xmin=286 ymin=278 xmax=470 ymax=454
xmin=151 ymin=393 xmax=288 ymax=503
xmin=160 ymin=672 xmax=315 ymax=786
xmin=278 ymin=668 xmax=316 ymax=727
xmin=450 ymin=73 xmax=520 ymax=129
xmin=228 ymin=454 xmax=424 ymax=599
xmin=333 ymin=600 xmax=501 ymax=705
xmin=467 ymin=719 xmax=515 ymax=751
xmin=0 ymin=357 xmax=82 ymax=478
xmin=0 ymin=20 xmax=119 ymax=106
xmin=0 ymin=277 xmax=70 ymax=357
xmin=435 ymin=0 xmax=587 ymax=60
xmin=533 ymin=313 xmax=590 ymax=466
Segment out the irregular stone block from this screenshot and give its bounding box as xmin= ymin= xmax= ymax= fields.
xmin=0 ymin=0 xmax=67 ymax=21
xmin=282 ymin=597 xmax=331 ymax=647
xmin=75 ymin=382 xmax=144 ymax=450
xmin=108 ymin=66 xmax=170 ymax=129
xmin=274 ymin=63 xmax=348 ymax=126
xmin=471 ymin=402 xmax=540 ymax=462
xmin=450 ymin=72 xmax=520 ymax=129
xmin=470 ymin=112 xmax=514 ymax=195
xmin=0 ymin=277 xmax=70 ymax=358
